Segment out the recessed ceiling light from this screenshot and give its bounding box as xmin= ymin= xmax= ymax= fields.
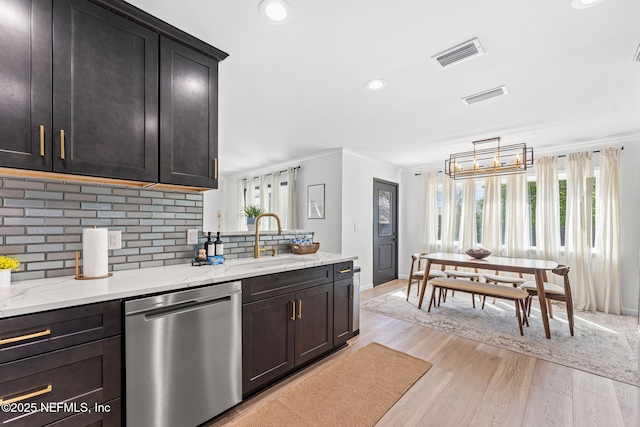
xmin=365 ymin=79 xmax=387 ymax=91
xmin=571 ymin=0 xmax=608 ymax=9
xmin=259 ymin=0 xmax=293 ymax=25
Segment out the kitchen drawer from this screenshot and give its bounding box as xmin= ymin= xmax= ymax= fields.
xmin=0 ymin=301 xmax=121 ymax=364
xmin=242 ymin=265 xmax=332 ymax=304
xmin=333 ymin=261 xmax=354 ymax=281
xmin=0 ymin=336 xmax=121 ymax=427
xmin=46 ymin=398 xmax=121 ymax=427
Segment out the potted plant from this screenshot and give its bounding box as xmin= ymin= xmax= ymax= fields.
xmin=244 ymin=205 xmax=264 ymax=231
xmin=0 ymin=255 xmax=20 ymax=288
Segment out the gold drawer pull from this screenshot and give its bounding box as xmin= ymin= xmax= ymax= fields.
xmin=339 ymin=269 xmax=351 ymax=274
xmin=0 ymin=328 xmax=51 ymax=345
xmin=290 ymin=301 xmax=295 ymax=320
xmin=0 ymin=385 xmax=52 ymax=405
xmin=297 ymin=299 xmax=302 ymax=319
xmin=39 ymin=125 xmax=45 ymax=156
xmin=60 ymin=130 xmax=65 ymax=160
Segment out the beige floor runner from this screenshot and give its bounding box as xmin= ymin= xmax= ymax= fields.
xmin=232 ymin=342 xmax=432 ymax=427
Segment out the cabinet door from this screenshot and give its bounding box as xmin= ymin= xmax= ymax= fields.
xmin=242 ymin=294 xmax=295 ymax=396
xmin=294 ymin=283 xmax=334 ymax=366
xmin=0 ymin=0 xmax=52 ymax=171
xmin=52 ymin=0 xmax=159 ymax=181
xmin=159 ymin=36 xmax=219 ymax=188
xmin=333 ymin=277 xmax=353 ymax=346
xmin=0 ymin=336 xmax=120 ymax=426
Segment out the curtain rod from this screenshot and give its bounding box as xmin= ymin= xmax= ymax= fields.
xmin=243 ymin=166 xmax=300 ymax=181
xmin=556 ymin=146 xmax=623 ymax=159
xmin=413 ymin=146 xmax=625 ymax=176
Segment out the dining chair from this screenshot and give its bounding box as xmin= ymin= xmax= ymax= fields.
xmin=520 ymin=265 xmax=574 ymax=336
xmin=406 ymin=253 xmax=445 ymax=301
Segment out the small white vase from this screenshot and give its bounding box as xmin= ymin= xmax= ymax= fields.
xmin=0 ymin=269 xmax=10 ymax=288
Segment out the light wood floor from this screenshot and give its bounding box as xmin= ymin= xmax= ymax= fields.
xmin=209 ymin=279 xmax=639 ymax=427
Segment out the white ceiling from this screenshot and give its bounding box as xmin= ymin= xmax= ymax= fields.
xmin=127 ymin=0 xmax=640 ymax=175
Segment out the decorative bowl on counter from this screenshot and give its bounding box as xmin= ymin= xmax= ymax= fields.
xmin=465 ymin=248 xmax=491 ymax=259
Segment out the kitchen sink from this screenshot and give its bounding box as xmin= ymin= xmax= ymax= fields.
xmin=226 ymin=256 xmax=308 ymax=270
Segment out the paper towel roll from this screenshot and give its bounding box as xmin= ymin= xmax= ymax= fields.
xmin=83 ymin=227 xmax=108 ymax=277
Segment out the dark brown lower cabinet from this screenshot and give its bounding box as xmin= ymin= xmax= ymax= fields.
xmin=294 ymin=283 xmax=333 ymax=365
xmin=46 ymin=398 xmax=121 ymax=427
xmin=333 ymin=277 xmax=354 ymax=347
xmin=242 ymin=283 xmax=334 ymax=396
xmin=242 ymin=294 xmax=295 ymax=395
xmin=0 ymin=336 xmax=120 ymax=427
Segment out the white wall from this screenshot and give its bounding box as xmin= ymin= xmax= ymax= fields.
xmin=397 ymin=138 xmax=640 ymax=315
xmin=618 ymin=139 xmax=640 ymax=316
xmin=205 ymin=150 xmax=344 ymax=254
xmin=202 ymin=177 xmax=227 ymax=233
xmin=342 ymin=151 xmax=402 ymax=290
xmin=398 ymin=171 xmax=426 ymax=280
xmin=295 ymin=151 xmax=343 ymax=253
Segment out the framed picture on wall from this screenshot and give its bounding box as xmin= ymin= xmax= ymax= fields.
xmin=307 ymin=184 xmax=325 ymax=219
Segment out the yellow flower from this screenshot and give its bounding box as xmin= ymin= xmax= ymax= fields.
xmin=0 ymin=256 xmax=20 ymax=272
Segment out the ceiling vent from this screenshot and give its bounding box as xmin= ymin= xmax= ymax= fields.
xmin=634 ymin=43 xmax=640 ymax=62
xmin=432 ymin=38 xmax=484 ymax=68
xmin=462 ymin=86 xmax=508 ymax=105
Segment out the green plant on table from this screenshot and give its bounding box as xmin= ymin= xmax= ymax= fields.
xmin=0 ymin=256 xmax=20 ymax=271
xmin=244 ymin=205 xmax=265 ymax=218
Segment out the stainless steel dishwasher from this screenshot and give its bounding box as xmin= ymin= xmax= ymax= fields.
xmin=125 ymin=281 xmax=242 ymax=427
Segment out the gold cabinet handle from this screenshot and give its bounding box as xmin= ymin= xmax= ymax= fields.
xmin=339 ymin=269 xmax=351 ymax=274
xmin=0 ymin=328 xmax=51 ymax=345
xmin=0 ymin=385 xmax=52 ymax=405
xmin=60 ymin=130 xmax=65 ymax=160
xmin=39 ymin=125 xmax=45 ymax=156
xmin=297 ymin=299 xmax=302 ymax=319
xmin=290 ymin=300 xmax=295 ymax=320
xmin=213 ymin=157 xmax=218 ymax=179
xmin=350 ymin=284 xmax=354 ymax=299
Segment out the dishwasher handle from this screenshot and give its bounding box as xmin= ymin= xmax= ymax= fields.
xmin=142 ymin=295 xmax=231 ymax=321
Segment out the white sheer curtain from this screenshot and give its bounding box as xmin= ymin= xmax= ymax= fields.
xmin=482 ymin=176 xmax=501 ymax=254
xmin=423 ymin=172 xmax=439 ymax=253
xmin=441 ymin=175 xmax=456 ymax=252
xmin=535 ymin=156 xmax=560 ymax=262
xmin=286 ymin=167 xmax=298 ymax=230
xmin=594 ymin=147 xmax=622 ymax=314
xmin=505 ymin=173 xmax=529 ymax=258
xmin=566 ymin=152 xmax=595 ymax=311
xmin=458 ymin=178 xmax=477 ymax=252
xmin=272 ymin=170 xmax=282 ymax=228
xmin=259 ymin=174 xmax=270 ymax=228
xmin=237 ymin=179 xmax=247 ymax=230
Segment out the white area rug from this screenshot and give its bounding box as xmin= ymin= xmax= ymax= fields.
xmin=362 ymin=285 xmax=639 ymax=386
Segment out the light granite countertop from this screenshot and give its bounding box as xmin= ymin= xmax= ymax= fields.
xmin=0 ymin=252 xmax=357 ymax=318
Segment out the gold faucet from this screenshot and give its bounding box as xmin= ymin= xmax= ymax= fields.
xmin=254 ymin=213 xmax=283 ymax=258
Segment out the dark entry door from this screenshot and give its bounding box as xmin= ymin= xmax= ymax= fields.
xmin=373 ymin=179 xmax=398 ymax=286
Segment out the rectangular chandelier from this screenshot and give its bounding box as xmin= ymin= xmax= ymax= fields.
xmin=444 ymin=137 xmax=533 ymax=180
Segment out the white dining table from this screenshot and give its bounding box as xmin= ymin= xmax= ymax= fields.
xmin=418 ymin=252 xmax=558 ymax=339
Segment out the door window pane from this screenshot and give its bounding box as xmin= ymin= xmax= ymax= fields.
xmin=378 ymin=189 xmax=392 ymax=236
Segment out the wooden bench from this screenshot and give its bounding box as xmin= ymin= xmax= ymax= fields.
xmin=428 ymin=277 xmax=530 ymax=335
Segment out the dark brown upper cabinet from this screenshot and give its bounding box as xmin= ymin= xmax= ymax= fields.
xmin=160 ymin=36 xmax=219 ymax=188
xmin=0 ymin=0 xmax=53 ymax=171
xmin=0 ymin=0 xmax=227 ymax=188
xmin=52 ymin=0 xmax=159 ymax=181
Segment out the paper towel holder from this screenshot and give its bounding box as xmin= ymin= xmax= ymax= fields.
xmin=74 ymin=251 xmax=113 ymax=280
